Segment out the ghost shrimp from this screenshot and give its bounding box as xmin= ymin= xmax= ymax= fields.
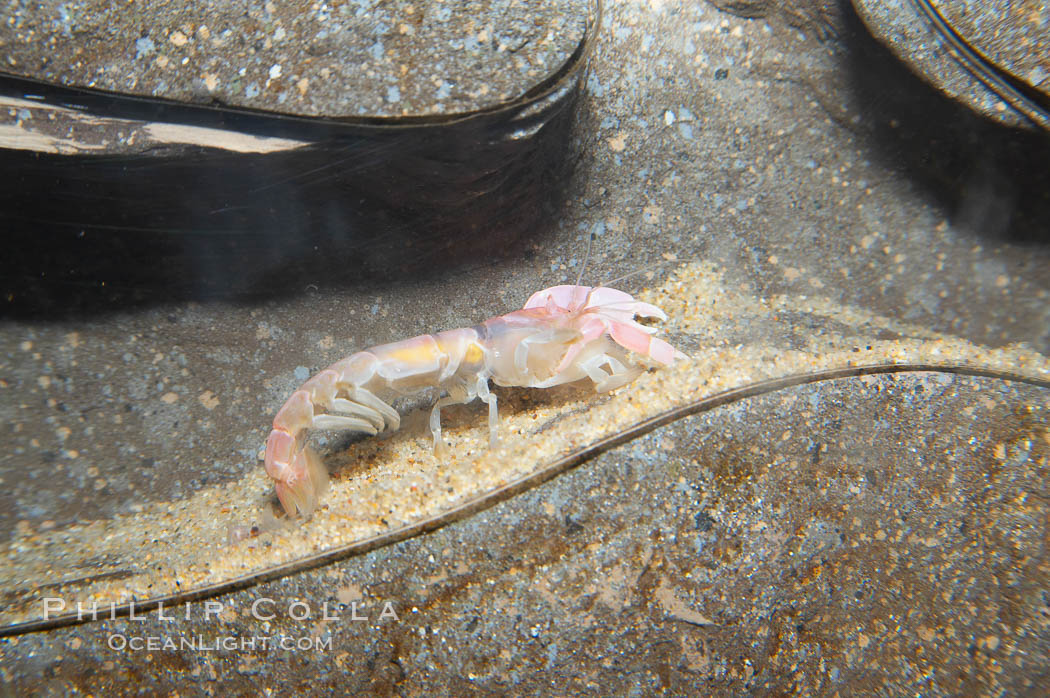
xmin=263 ymin=284 xmax=685 ymax=516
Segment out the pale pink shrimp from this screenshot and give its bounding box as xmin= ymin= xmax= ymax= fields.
xmin=263 ymin=284 xmax=685 ymax=516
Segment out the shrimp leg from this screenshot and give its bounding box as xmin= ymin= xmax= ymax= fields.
xmin=428 ymin=374 xmax=499 ymax=454
xmin=347 ymin=387 xmax=401 ymax=431
xmin=429 ymin=385 xmax=469 ymax=456
xmin=579 ymin=353 xmax=644 ymax=392
xmin=475 ymin=376 xmax=499 ymax=447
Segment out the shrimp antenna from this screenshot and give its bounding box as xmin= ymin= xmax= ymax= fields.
xmin=576 ymin=232 xmax=595 ymax=288
xmin=573 ymin=232 xmax=597 ymax=310
xmin=599 ymin=258 xmax=688 ymax=290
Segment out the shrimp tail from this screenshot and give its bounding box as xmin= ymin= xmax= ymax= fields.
xmin=275 ymin=445 xmax=328 ymax=517
xmin=264 ymin=376 xmax=339 ymax=517
xmin=264 ymin=351 xmax=401 ymax=516
xmin=264 ymin=423 xmax=330 ymax=517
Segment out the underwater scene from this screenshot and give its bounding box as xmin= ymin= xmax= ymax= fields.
xmin=1 ymin=0 xmax=1048 ymax=693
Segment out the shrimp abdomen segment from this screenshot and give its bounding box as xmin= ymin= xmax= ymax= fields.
xmin=265 ymin=329 xmax=490 ymax=516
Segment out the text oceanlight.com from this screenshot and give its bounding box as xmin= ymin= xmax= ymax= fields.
xmin=107 ymin=634 xmax=333 ymax=652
